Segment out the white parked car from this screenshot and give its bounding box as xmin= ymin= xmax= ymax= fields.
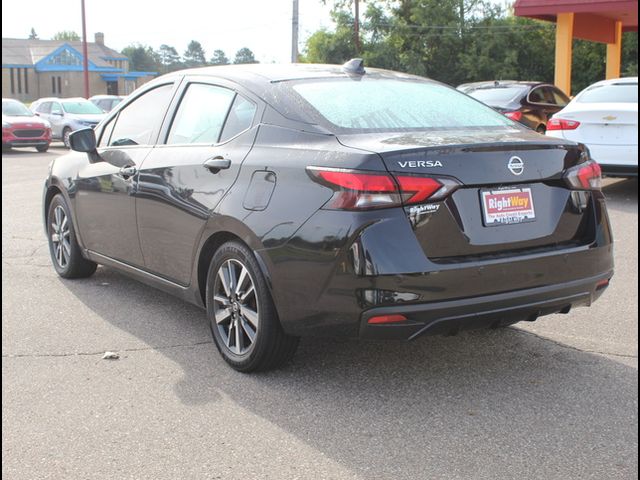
xmin=546 ymin=77 xmax=638 ymax=177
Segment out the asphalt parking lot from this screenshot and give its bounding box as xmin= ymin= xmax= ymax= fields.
xmin=2 ymin=146 xmax=638 ymax=480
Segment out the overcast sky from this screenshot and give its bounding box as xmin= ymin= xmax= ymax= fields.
xmin=2 ymin=0 xmax=335 ymax=63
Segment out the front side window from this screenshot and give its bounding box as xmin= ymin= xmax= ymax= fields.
xmin=109 ymin=84 xmax=174 ymax=147
xmin=51 ymin=103 xmax=62 ymax=115
xmin=167 ymin=83 xmax=235 ymax=145
xmin=291 ymin=78 xmax=515 ymax=132
xmin=578 ymin=83 xmax=638 ymax=103
xmin=549 ymin=88 xmax=570 ymax=107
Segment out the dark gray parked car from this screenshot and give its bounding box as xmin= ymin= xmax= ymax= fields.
xmin=43 ymin=62 xmax=614 ymax=371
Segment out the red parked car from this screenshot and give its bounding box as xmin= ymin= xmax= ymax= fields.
xmin=2 ymin=98 xmax=52 ymax=152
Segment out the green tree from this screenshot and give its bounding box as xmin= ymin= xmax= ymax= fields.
xmin=28 ymin=28 xmax=38 ymax=40
xmin=622 ymin=31 xmax=638 ymax=77
xmin=183 ymin=40 xmax=206 ymax=67
xmin=305 ymin=0 xmax=623 ymax=93
xmin=210 ymin=49 xmax=229 ymax=65
xmin=52 ymin=31 xmax=80 ymax=41
xmin=158 ymin=44 xmax=182 ymax=72
xmin=304 ymin=9 xmax=357 ymax=64
xmin=121 ymin=44 xmax=160 ymax=72
xmin=233 ymin=47 xmax=258 ymax=64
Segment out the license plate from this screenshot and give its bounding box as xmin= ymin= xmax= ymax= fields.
xmin=481 ymin=187 xmax=536 ymax=226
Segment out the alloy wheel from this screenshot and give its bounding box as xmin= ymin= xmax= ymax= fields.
xmin=212 ymin=259 xmax=259 ymax=355
xmin=50 ymin=205 xmax=71 ymax=268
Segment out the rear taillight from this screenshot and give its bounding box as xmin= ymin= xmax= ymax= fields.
xmin=307 ymin=167 xmax=460 ymax=210
xmin=504 ymin=111 xmax=522 ymax=121
xmin=547 ymin=118 xmax=581 ymax=130
xmin=564 ymin=160 xmax=602 ymax=190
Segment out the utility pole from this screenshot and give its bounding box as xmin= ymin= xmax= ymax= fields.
xmin=80 ymin=0 xmax=89 ymax=98
xmin=354 ymin=0 xmax=360 ymax=54
xmin=291 ymin=0 xmax=299 ymax=63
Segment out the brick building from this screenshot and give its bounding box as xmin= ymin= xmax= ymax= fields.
xmin=2 ymin=33 xmax=157 ymax=102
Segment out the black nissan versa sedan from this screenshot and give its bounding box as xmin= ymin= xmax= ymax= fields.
xmin=43 ymin=61 xmax=614 ymax=371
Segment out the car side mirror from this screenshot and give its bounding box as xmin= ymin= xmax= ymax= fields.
xmin=52 ymin=111 xmax=63 ymax=116
xmin=69 ymin=128 xmax=97 ymax=153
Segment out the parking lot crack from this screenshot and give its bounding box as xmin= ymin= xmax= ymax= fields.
xmin=2 ymin=340 xmax=213 ymax=359
xmin=516 ymin=329 xmax=638 ymax=359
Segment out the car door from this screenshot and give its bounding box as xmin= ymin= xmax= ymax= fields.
xmin=48 ymin=101 xmax=66 ymax=138
xmin=73 ymin=82 xmax=178 ymax=267
xmin=34 ymin=102 xmax=55 ymax=135
xmin=135 ymin=78 xmax=260 ymax=285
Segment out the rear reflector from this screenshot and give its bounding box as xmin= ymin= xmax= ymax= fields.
xmin=596 ymin=279 xmax=610 ymax=290
xmin=367 ymin=314 xmax=407 ymax=324
xmin=547 ymin=118 xmax=581 ymax=130
xmin=504 ymin=111 xmax=523 ymax=121
xmin=564 ymin=160 xmax=602 ymax=191
xmin=307 ymin=167 xmax=461 ymax=210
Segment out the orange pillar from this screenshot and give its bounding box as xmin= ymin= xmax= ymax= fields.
xmin=555 ymin=12 xmax=574 ymax=96
xmin=606 ymin=21 xmax=623 ymax=79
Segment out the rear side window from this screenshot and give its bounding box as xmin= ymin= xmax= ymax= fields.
xmin=291 ymin=79 xmax=514 ymax=131
xmin=109 ymin=84 xmax=174 ymax=146
xmin=167 ymin=83 xmax=235 ymax=145
xmin=219 ymin=94 xmax=257 ymax=142
xmin=36 ymin=102 xmax=51 ymax=114
xmin=578 ymin=83 xmax=638 ymax=103
xmin=528 ymin=87 xmax=546 ymax=103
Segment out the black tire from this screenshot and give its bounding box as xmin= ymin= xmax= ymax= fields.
xmin=206 ymin=241 xmax=299 ymax=372
xmin=46 ymin=194 xmax=97 ymax=278
xmin=36 ymin=144 xmax=49 ymax=153
xmin=62 ymin=127 xmax=72 ymax=149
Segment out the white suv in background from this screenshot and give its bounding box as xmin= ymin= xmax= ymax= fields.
xmin=31 ymin=97 xmax=106 ymax=148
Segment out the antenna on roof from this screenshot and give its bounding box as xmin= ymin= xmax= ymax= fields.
xmin=342 ymin=58 xmax=365 ymax=75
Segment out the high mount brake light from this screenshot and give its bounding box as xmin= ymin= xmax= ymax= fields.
xmin=564 ymin=160 xmax=602 ymax=191
xmin=307 ymin=167 xmax=461 ymax=210
xmin=547 ymin=118 xmax=581 ymax=130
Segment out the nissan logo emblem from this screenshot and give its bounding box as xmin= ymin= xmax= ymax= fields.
xmin=508 ymin=156 xmax=524 ymax=176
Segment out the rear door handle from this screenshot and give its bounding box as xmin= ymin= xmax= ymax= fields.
xmin=119 ymin=165 xmax=137 ymax=178
xmin=203 ymin=157 xmax=231 ymax=173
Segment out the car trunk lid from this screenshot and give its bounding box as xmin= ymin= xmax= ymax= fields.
xmin=337 ymin=128 xmax=596 ymax=261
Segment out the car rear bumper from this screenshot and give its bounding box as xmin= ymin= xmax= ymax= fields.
xmin=266 ymin=192 xmax=614 ymax=338
xmin=359 ymin=271 xmax=612 ymax=340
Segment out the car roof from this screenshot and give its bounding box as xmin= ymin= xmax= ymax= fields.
xmin=464 ymin=81 xmax=547 ymax=89
xmin=588 ymin=76 xmax=638 ymax=87
xmin=89 ymin=95 xmax=123 ymax=99
xmin=153 ymin=63 xmax=436 ymax=94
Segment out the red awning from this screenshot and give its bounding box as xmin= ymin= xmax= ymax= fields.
xmin=515 ymin=0 xmax=638 ymax=37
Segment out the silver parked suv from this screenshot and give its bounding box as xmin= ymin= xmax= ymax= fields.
xmin=31 ymin=97 xmax=106 ymax=148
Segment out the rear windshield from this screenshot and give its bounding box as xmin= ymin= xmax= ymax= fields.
xmin=62 ymin=100 xmax=104 ymax=115
xmin=466 ymin=86 xmax=528 ymax=105
xmin=290 ymin=78 xmax=515 ymax=131
xmin=578 ymin=83 xmax=638 ymax=103
xmin=2 ymin=100 xmax=32 ymax=116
